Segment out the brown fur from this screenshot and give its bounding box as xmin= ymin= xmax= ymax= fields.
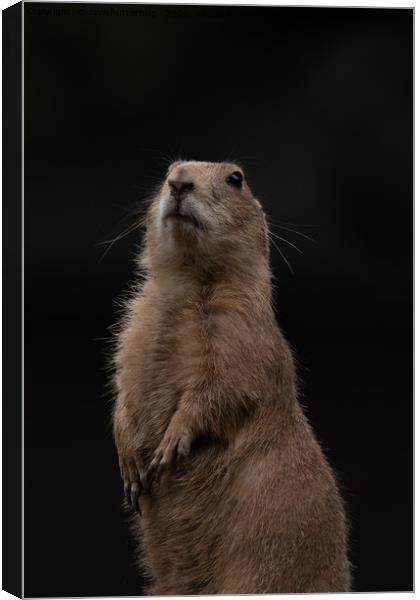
xmin=113 ymin=161 xmax=351 ymax=594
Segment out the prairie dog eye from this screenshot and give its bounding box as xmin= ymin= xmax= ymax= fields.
xmin=226 ymin=171 xmax=243 ymax=188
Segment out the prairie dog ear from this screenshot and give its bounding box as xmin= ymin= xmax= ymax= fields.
xmin=167 ymin=160 xmax=183 ymax=175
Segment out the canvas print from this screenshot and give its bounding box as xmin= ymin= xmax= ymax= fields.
xmin=2 ymin=3 xmax=413 ymax=597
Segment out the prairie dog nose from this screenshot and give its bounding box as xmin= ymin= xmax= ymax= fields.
xmin=168 ymin=179 xmax=194 ymax=198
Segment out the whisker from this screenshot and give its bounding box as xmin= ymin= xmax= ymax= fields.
xmin=97 ymin=219 xmax=144 ymax=246
xmin=268 ymin=222 xmax=318 ymax=244
xmin=152 ymin=152 xmax=180 ymax=169
xmin=272 ymin=220 xmax=318 ymax=227
xmin=105 ymin=205 xmax=145 ymax=238
xmin=97 ymin=220 xmax=143 ymax=263
xmin=268 ymin=229 xmax=303 ymax=254
xmin=268 ymin=235 xmax=294 ymax=275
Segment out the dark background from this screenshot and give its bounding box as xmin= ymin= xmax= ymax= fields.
xmin=24 ymin=5 xmax=413 ymax=597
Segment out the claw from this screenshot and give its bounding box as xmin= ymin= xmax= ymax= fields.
xmin=124 ymin=480 xmax=131 ymax=505
xmin=131 ymin=481 xmax=139 ymax=505
xmin=130 ymin=481 xmax=141 ymax=514
xmin=154 ymin=461 xmax=164 ymax=483
xmin=140 ymin=469 xmax=149 ymax=493
xmin=177 ymin=436 xmax=191 ymax=460
xmin=146 ymin=459 xmax=161 ymax=487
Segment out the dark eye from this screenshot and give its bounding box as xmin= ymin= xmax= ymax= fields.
xmin=226 ymin=171 xmax=243 ymax=188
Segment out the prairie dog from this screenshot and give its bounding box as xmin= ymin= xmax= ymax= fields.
xmin=113 ymin=161 xmax=351 ymax=594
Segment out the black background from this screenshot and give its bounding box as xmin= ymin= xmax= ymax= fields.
xmin=24 ymin=5 xmax=413 ymax=597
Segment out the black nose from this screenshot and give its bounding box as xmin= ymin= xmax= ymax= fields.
xmin=168 ymin=179 xmax=194 ymax=198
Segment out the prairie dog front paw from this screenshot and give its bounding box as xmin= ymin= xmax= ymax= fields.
xmin=119 ymin=452 xmax=147 ymax=513
xmin=146 ymin=421 xmax=193 ymax=485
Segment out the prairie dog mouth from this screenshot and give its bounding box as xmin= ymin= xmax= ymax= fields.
xmin=165 ymin=210 xmax=203 ymax=230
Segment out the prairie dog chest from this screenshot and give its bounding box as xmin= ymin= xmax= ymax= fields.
xmin=155 ymin=299 xmax=207 ymax=379
xmin=126 ymin=296 xmax=203 ymax=390
xmin=120 ymin=282 xmax=223 ymax=408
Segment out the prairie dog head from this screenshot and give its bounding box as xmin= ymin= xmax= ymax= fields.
xmin=143 ymin=161 xmax=269 ymax=276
